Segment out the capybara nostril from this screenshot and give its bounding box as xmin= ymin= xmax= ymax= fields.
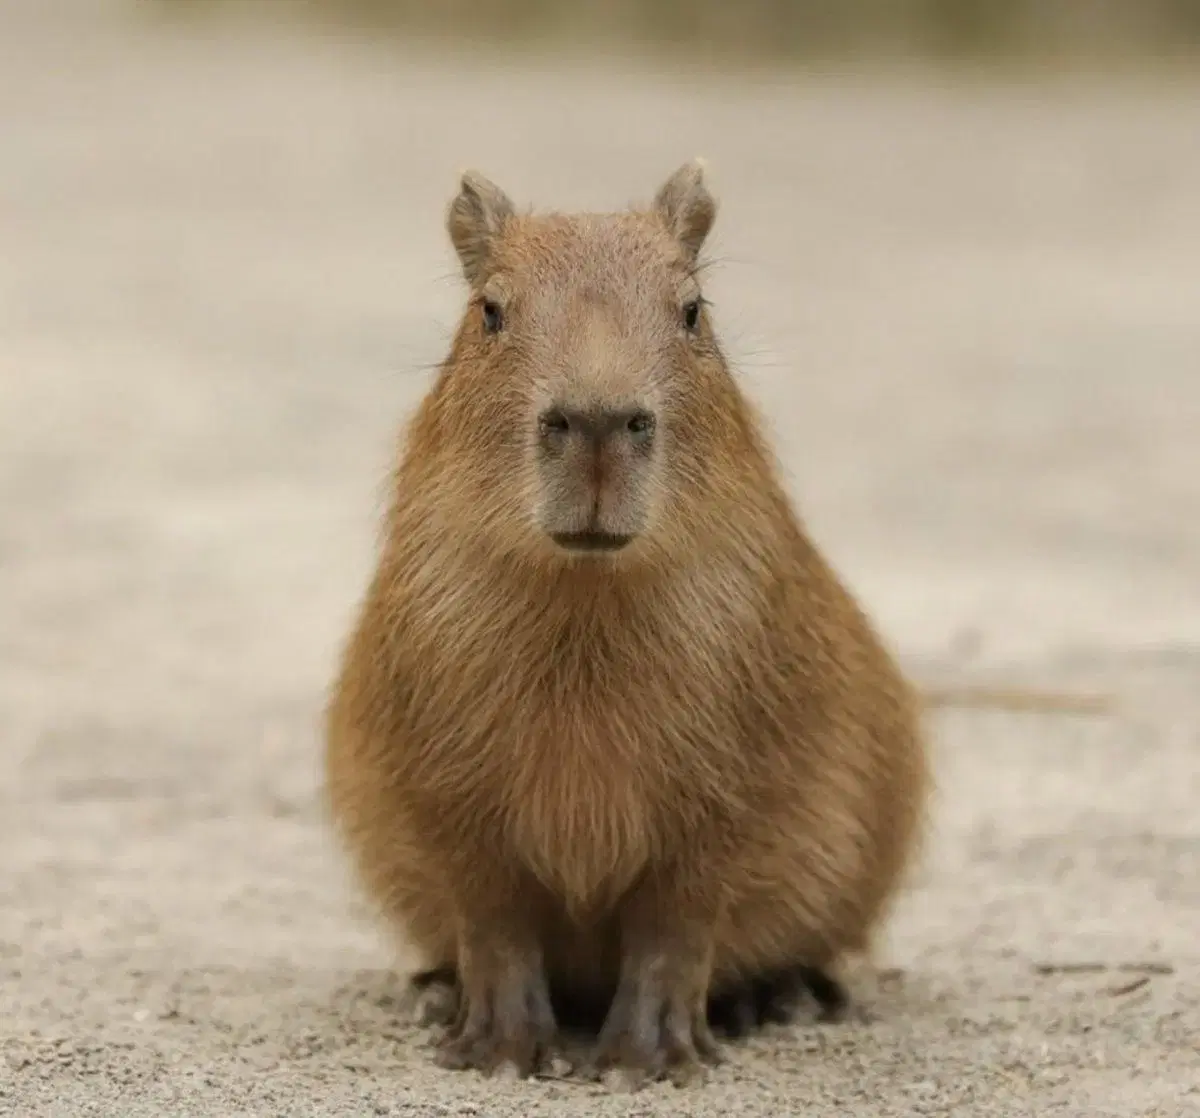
xmin=538 ymin=406 xmax=656 ymax=447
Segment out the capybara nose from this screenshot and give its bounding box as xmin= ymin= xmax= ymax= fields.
xmin=538 ymin=406 xmax=657 ymax=449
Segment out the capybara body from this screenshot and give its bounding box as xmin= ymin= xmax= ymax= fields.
xmin=324 ymin=160 xmax=929 ymax=1084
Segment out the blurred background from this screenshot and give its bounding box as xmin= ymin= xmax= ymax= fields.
xmin=160 ymin=0 xmax=1200 ymax=62
xmin=5 ymin=0 xmax=1198 ymax=691
xmin=3 ymin=3 xmax=1199 ymax=1112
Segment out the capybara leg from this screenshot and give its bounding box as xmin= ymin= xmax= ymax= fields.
xmin=586 ymin=873 xmax=725 ymax=1088
xmin=434 ymin=892 xmax=560 ymax=1078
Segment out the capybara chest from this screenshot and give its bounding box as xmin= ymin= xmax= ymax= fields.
xmin=467 ymin=640 xmax=741 ymax=910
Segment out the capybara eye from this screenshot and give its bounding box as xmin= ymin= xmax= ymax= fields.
xmin=682 ymin=299 xmax=701 ymax=332
xmin=626 ymin=411 xmax=656 ymax=438
xmin=538 ymin=408 xmax=571 ymax=436
xmin=482 ymin=300 xmax=504 ymax=334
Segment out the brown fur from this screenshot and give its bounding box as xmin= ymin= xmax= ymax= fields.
xmin=323 ymin=160 xmax=931 ymax=1085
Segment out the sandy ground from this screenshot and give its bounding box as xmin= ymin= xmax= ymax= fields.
xmin=1 ymin=3 xmax=1198 ymax=1115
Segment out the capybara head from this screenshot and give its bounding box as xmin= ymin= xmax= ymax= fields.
xmin=422 ymin=160 xmax=752 ymax=565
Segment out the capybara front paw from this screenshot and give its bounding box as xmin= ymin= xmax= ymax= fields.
xmin=433 ymin=965 xmax=559 ymax=1078
xmin=586 ymin=987 xmax=724 ymax=1089
xmin=436 ymin=1022 xmax=551 ymax=1077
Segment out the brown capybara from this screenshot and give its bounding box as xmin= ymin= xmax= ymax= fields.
xmin=324 ymin=160 xmax=931 ymax=1087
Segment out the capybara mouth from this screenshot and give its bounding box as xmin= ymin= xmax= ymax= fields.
xmin=551 ymin=530 xmax=633 ymax=553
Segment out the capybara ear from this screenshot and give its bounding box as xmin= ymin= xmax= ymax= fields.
xmin=653 ymin=158 xmax=717 ymax=261
xmin=447 ymin=170 xmax=515 ymax=285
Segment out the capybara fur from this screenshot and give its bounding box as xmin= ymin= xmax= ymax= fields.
xmin=324 ymin=160 xmax=930 ymax=1086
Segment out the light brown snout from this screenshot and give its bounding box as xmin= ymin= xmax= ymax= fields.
xmin=534 ymin=403 xmax=659 ymax=552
